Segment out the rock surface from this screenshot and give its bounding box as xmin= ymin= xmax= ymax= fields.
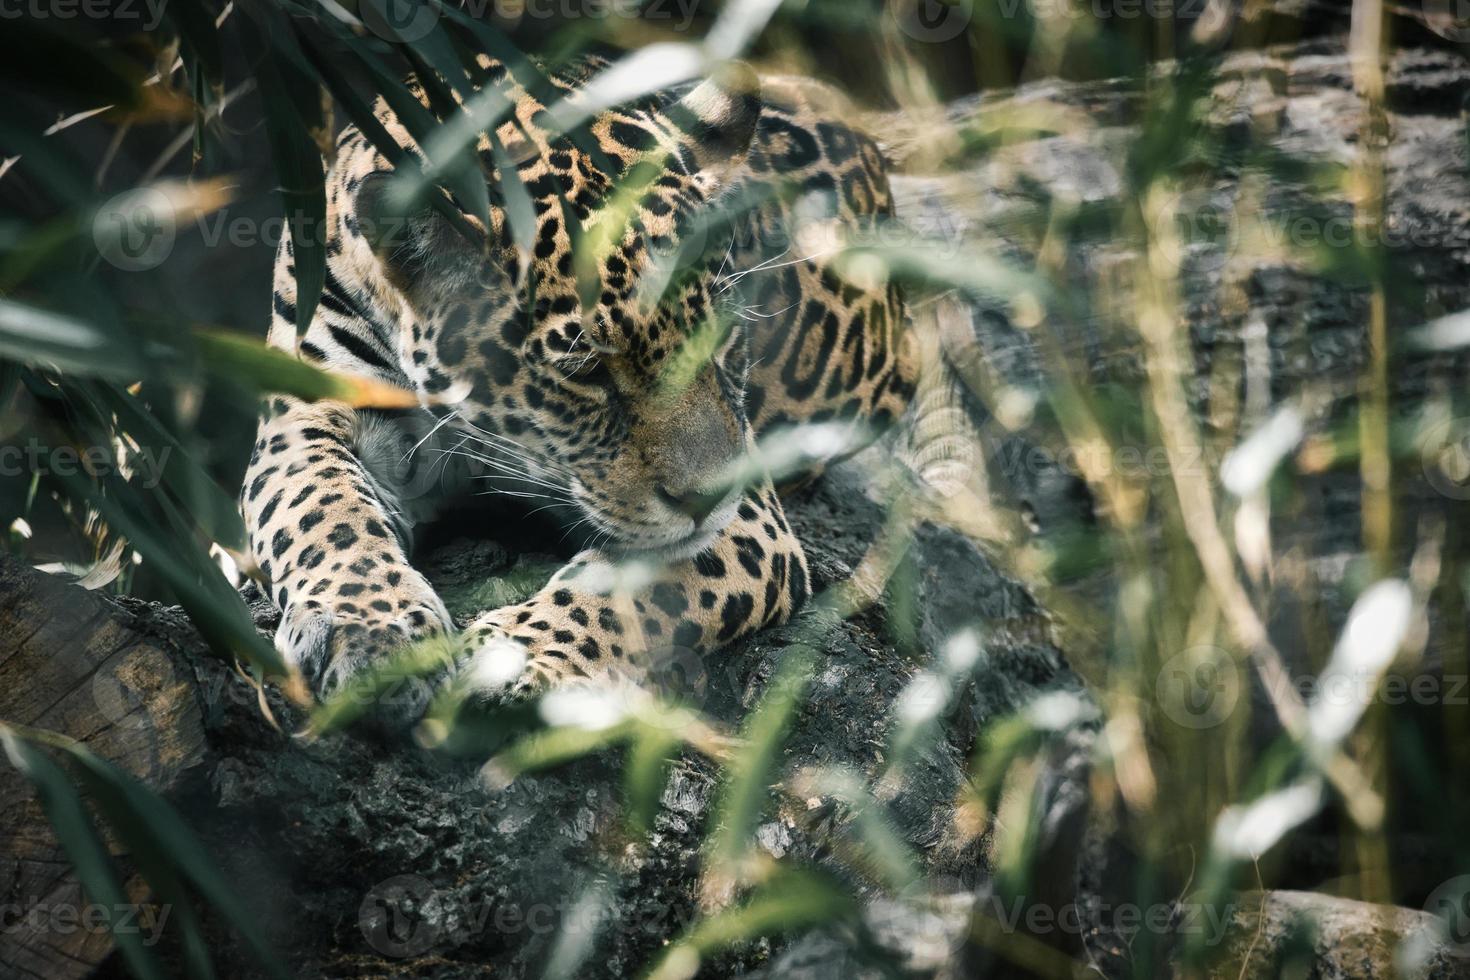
xmin=882 ymin=32 xmax=1470 ymax=980
xmin=888 ymin=41 xmax=1470 ymax=560
xmin=1187 ymin=890 xmax=1463 ymax=979
xmin=48 ymin=458 xmax=1079 ymax=980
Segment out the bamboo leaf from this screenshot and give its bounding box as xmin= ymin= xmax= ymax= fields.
xmin=164 ymin=0 xmax=225 ymax=89
xmin=839 ymin=239 xmax=1058 ymax=311
xmin=625 ymin=728 xmax=679 ymax=839
xmin=704 ymin=647 xmax=817 ymax=882
xmin=297 ymin=31 xmax=480 ymax=243
xmin=481 ymin=719 xmax=634 ymax=790
xmin=63 ymin=765 xmax=217 ymax=980
xmin=0 ymin=728 xmax=168 ymax=980
xmin=54 ymin=465 xmax=287 ymax=678
xmin=90 ymin=380 xmax=248 ymax=551
xmin=308 ymin=632 xmax=460 ymax=735
xmin=338 ymin=23 xmax=491 ymax=235
xmin=0 ymin=299 xmax=141 ymax=379
xmin=47 ymin=734 xmax=290 ymax=979
xmin=243 ymin=21 xmax=327 ymax=337
xmin=436 ymin=5 xmax=597 ymax=299
xmin=644 ymin=869 xmax=856 ymax=980
xmin=194 ymin=329 xmax=422 ymax=407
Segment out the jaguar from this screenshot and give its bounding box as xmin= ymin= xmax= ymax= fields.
xmin=241 ymin=54 xmax=963 ymax=703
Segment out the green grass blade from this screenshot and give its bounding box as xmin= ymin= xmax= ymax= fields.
xmin=0 ymin=299 xmax=141 ymax=379
xmin=252 ymin=53 xmax=327 ymax=338
xmin=643 ymin=869 xmax=857 ymax=980
xmin=0 ymin=728 xmax=168 ymax=980
xmin=705 ymin=646 xmax=818 ymax=876
xmin=625 ymin=728 xmax=679 ymax=839
xmin=48 ymin=735 xmax=290 ymax=979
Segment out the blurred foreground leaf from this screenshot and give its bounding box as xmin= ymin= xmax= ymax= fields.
xmin=195 ymin=329 xmax=422 ymax=407
xmin=703 ymin=646 xmax=817 ymax=897
xmin=644 ymin=869 xmax=857 ymax=980
xmin=0 ymin=299 xmax=143 ymax=379
xmin=0 ymin=729 xmax=168 ymax=980
xmin=1 ymin=724 xmax=289 ymax=979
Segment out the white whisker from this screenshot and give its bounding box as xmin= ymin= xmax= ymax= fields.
xmin=717 ymin=246 xmax=790 ymax=290
xmin=718 ymin=247 xmax=840 ymax=296
xmin=402 ymin=410 xmax=459 ymax=464
xmin=741 ymin=301 xmax=799 ymax=319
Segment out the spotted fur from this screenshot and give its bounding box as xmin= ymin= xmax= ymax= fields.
xmin=241 ymin=56 xmax=918 ymax=699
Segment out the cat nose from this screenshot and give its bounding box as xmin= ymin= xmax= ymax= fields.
xmin=657 ymin=485 xmax=727 ymax=526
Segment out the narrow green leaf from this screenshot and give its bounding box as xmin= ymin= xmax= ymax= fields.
xmin=194 ymin=329 xmax=420 ymax=407
xmin=243 ymin=22 xmax=327 ymax=337
xmin=0 ymin=729 xmax=168 ymax=980
xmin=340 ymin=26 xmax=491 ymax=235
xmin=297 ymin=33 xmax=478 ymax=243
xmin=309 ymin=632 xmax=459 ymax=735
xmin=437 ymin=4 xmax=621 ymax=192
xmin=0 ymin=299 xmax=141 ymax=379
xmin=62 ymin=765 xmax=216 ymax=980
xmin=54 ymin=466 xmax=286 ymax=677
xmin=164 ymin=0 xmax=224 ymax=88
xmin=48 ymin=735 xmax=289 ymax=979
xmin=840 ymin=238 xmax=1059 ymax=311
xmin=482 ymin=720 xmax=634 ymax=789
xmin=706 ymin=647 xmax=818 ymax=872
xmin=90 ymin=381 xmax=247 ymax=551
xmin=625 ymin=729 xmax=679 ymax=838
xmin=486 ymin=129 xmax=538 ymax=259
xmin=643 ymin=869 xmax=856 ymax=980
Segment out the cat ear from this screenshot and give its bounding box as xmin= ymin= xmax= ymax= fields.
xmin=655 ymin=61 xmax=761 ymax=188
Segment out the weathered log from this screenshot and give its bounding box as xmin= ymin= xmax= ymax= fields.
xmin=0 ymin=556 xmax=208 ymax=979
